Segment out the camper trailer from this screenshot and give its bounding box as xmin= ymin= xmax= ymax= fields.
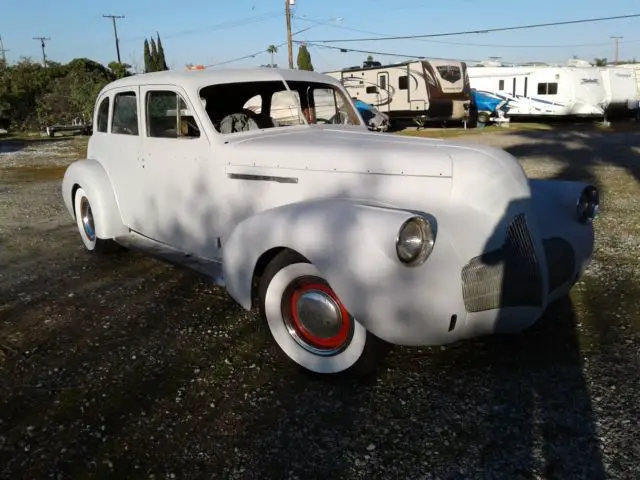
xmin=324 ymin=59 xmax=472 ymax=126
xmin=467 ymin=65 xmax=607 ymax=119
xmin=598 ymin=66 xmax=640 ymax=119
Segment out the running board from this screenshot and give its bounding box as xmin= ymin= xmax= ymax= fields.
xmin=114 ymin=233 xmax=225 ymax=287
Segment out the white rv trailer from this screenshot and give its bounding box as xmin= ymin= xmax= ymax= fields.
xmin=467 ymin=65 xmax=607 ymax=118
xmin=598 ymin=66 xmax=640 ymax=118
xmin=323 ymin=59 xmax=472 ymax=125
xmin=617 ymin=63 xmax=640 ymax=92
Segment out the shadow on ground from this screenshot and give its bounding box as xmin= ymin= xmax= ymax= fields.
xmin=3 ymin=125 xmax=638 ymax=478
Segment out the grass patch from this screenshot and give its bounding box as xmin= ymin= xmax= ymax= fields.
xmin=0 ymin=165 xmax=69 ymax=183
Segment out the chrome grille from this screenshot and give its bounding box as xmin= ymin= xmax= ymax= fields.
xmin=461 ymin=214 xmax=544 ymax=312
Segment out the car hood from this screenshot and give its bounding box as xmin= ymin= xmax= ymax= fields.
xmin=224 ymin=126 xmax=454 ymax=178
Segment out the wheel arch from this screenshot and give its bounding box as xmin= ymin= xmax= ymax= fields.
xmin=61 ymin=159 xmax=128 ymax=240
xmin=249 ymin=247 xmax=310 ymax=310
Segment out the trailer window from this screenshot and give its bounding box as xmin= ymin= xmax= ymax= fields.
xmin=537 ymin=82 xmax=558 ymax=95
xmin=366 ymin=86 xmax=378 ymax=94
xmin=96 ymin=97 xmax=109 ymax=133
xmin=498 ymin=80 xmax=505 ymax=90
xmin=399 ymin=76 xmax=408 ymax=90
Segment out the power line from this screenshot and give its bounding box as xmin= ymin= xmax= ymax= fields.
xmin=294 ymin=15 xmax=640 ymax=49
xmin=304 ymin=13 xmax=640 ymax=43
xmin=32 ymin=36 xmax=50 ymax=66
xmin=204 ymin=26 xmax=315 ymax=68
xmin=103 ymin=14 xmax=125 ymax=63
xmin=295 ymin=40 xmax=482 ymax=63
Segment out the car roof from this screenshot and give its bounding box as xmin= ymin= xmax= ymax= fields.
xmin=103 ymin=67 xmax=345 ymax=91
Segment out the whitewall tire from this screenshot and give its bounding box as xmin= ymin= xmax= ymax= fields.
xmin=73 ymin=187 xmax=120 ymax=254
xmin=258 ymin=250 xmax=385 ymax=376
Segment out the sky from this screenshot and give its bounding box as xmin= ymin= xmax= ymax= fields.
xmin=1 ymin=0 xmax=640 ymax=72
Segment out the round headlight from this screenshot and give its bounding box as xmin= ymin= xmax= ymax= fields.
xmin=396 ymin=216 xmax=435 ymax=266
xmin=576 ymin=185 xmax=599 ymax=224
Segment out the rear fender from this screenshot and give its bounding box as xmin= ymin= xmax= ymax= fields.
xmin=61 ymin=159 xmax=127 ymax=239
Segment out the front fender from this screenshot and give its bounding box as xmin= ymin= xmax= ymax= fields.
xmin=61 ymin=159 xmax=127 ymax=239
xmin=223 ymin=198 xmax=421 ymax=310
xmin=529 ymin=179 xmax=598 ymax=300
xmin=222 ymin=198 xmax=466 ymax=346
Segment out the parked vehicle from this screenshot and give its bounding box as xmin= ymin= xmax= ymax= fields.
xmin=471 ymin=89 xmax=511 ymax=126
xmin=598 ymin=66 xmax=640 ymax=119
xmin=324 ymin=59 xmax=472 ymax=127
xmin=61 ymin=67 xmax=600 ymax=376
xmin=351 ymin=98 xmax=390 ymax=131
xmin=467 ymin=65 xmax=607 ymax=118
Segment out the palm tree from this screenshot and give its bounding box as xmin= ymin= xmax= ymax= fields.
xmin=267 ymin=45 xmax=278 ymax=68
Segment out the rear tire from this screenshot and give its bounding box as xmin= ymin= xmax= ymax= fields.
xmin=74 ymin=187 xmax=121 ymax=254
xmin=258 ymin=250 xmax=386 ymax=377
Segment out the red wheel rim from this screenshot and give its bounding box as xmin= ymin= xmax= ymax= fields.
xmin=288 ymin=280 xmax=351 ymax=351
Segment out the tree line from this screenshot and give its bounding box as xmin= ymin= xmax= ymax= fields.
xmin=0 ymin=36 xmax=316 ymax=132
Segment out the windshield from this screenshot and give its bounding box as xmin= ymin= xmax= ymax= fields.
xmin=198 ymin=79 xmax=362 ymax=134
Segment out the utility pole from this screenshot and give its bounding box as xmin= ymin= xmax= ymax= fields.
xmin=0 ymin=35 xmax=9 ymax=63
xmin=103 ymin=14 xmax=125 ymax=63
xmin=611 ymin=36 xmax=623 ymax=64
xmin=285 ymin=0 xmax=294 ymax=69
xmin=32 ymin=36 xmax=50 ymax=66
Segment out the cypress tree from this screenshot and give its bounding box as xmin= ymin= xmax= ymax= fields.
xmin=156 ymin=32 xmax=168 ymax=70
xmin=150 ymin=37 xmax=159 ymax=71
xmin=143 ymin=39 xmax=152 ymax=73
xmin=297 ymin=44 xmax=314 ymax=71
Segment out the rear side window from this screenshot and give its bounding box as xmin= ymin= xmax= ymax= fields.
xmin=112 ymin=91 xmax=139 ymax=135
xmin=96 ymin=97 xmax=109 ymax=133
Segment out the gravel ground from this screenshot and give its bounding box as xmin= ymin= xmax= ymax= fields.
xmin=0 ymin=129 xmax=639 ymax=479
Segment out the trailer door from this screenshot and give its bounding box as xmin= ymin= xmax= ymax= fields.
xmin=377 ymin=72 xmax=390 ymax=112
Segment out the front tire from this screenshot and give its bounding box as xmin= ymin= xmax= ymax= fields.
xmin=74 ymin=187 xmax=120 ymax=254
xmin=258 ymin=250 xmax=385 ymax=376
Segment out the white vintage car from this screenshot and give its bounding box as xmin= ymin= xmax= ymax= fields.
xmin=61 ymin=68 xmax=599 ymax=376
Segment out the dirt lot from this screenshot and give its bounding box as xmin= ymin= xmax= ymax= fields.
xmin=1 ymin=127 xmax=639 ymax=479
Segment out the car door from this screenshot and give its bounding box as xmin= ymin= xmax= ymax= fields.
xmin=137 ymin=85 xmax=218 ymax=259
xmin=102 ymin=86 xmax=146 ymax=231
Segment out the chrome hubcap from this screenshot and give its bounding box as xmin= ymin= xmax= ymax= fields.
xmin=80 ymin=197 xmax=95 ymax=241
xmin=295 ymin=291 xmax=343 ymax=339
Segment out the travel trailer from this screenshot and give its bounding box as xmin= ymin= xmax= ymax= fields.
xmin=467 ymin=65 xmax=607 ymax=118
xmin=598 ymin=66 xmax=640 ymax=119
xmin=617 ymin=63 xmax=640 ymax=92
xmin=323 ymin=59 xmax=472 ymax=126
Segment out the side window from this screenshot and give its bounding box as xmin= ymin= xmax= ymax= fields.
xmin=366 ymin=85 xmax=378 ymax=94
xmin=498 ymin=79 xmax=505 ymax=90
xmin=398 ymin=76 xmax=408 ymax=90
xmin=112 ymin=91 xmax=138 ymax=135
xmin=96 ymin=97 xmax=109 ymax=133
xmin=537 ymin=82 xmax=558 ymax=95
xmin=146 ymin=90 xmax=200 ymax=138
